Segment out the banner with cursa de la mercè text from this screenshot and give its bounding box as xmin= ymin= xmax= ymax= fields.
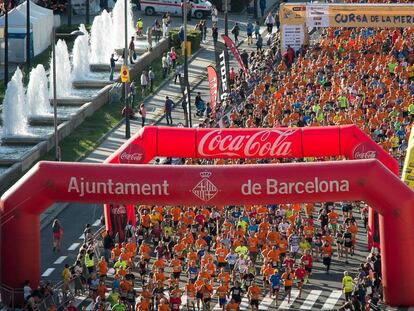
xmin=221 ymin=34 xmax=248 ymax=76
xmin=207 ymin=65 xmax=218 ymax=113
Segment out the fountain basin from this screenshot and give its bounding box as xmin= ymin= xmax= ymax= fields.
xmin=28 ymin=115 xmax=71 ymax=126
xmin=73 ymin=80 xmax=114 ymax=89
xmin=90 ymin=63 xmax=122 ymax=72
xmin=50 ymin=97 xmax=94 ymax=106
xmin=1 ymin=135 xmax=50 ymax=145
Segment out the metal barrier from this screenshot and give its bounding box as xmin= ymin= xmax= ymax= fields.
xmin=0 ymin=284 xmax=23 ymax=309
xmin=35 ymin=226 xmax=105 ymax=311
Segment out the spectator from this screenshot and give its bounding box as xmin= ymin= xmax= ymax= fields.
xmin=164 ymin=96 xmax=174 ymax=125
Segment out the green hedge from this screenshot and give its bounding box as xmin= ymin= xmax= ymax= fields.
xmin=169 ymin=28 xmax=201 ymax=54
xmin=231 ymin=0 xmax=249 ymax=12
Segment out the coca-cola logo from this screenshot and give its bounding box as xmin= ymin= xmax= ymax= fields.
xmin=197 ymin=129 xmax=298 ymax=157
xmin=352 ymin=142 xmax=377 ymax=159
xmin=118 ymin=144 xmax=145 ymax=164
xmin=111 ymin=204 xmax=126 ymax=215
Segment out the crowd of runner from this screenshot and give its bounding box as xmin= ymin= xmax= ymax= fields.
xmin=21 ymin=0 xmax=414 ymax=310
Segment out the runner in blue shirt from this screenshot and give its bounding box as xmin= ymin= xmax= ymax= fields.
xmin=269 ymin=270 xmax=281 ymax=305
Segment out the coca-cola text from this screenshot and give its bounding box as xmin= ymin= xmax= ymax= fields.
xmin=197 ymin=129 xmax=298 ymax=157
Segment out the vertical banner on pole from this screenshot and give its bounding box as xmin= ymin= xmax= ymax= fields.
xmin=207 ymin=65 xmax=218 ymax=112
xmin=221 ymin=34 xmax=247 ymax=75
xmin=214 ymin=41 xmax=229 ymax=102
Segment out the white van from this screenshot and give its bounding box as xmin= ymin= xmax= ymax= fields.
xmin=140 ymin=0 xmax=212 ymax=19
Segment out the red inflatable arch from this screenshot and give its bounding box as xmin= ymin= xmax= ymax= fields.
xmin=0 ymin=160 xmax=414 ymax=306
xmin=103 ymin=125 xmax=399 ymax=248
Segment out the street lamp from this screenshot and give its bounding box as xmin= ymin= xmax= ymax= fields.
xmin=183 ymin=1 xmax=192 ymax=128
xmin=26 ymin=0 xmax=31 ymax=69
xmin=4 ymin=0 xmax=9 ymax=88
xmin=50 ymin=29 xmax=85 ymax=161
xmin=224 ymin=0 xmax=228 ymax=36
xmin=124 ymin=0 xmax=130 ymax=138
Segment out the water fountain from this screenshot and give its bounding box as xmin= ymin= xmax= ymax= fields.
xmin=72 ymin=24 xmax=91 ymax=81
xmin=73 ymin=23 xmax=113 ymax=89
xmin=2 ymin=68 xmax=27 ymax=137
xmin=90 ymin=11 xmax=114 ymax=65
xmin=27 ymin=65 xmax=51 ymax=117
xmin=49 ymin=39 xmax=72 ymax=98
xmin=1 ymin=68 xmax=51 ymax=146
xmin=111 ymin=0 xmax=135 ymax=50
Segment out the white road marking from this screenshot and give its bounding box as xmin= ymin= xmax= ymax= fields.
xmin=259 ymin=293 xmax=273 ymax=310
xmin=180 ymin=294 xmax=187 ymax=306
xmin=41 ymin=268 xmax=55 ymax=277
xmin=322 ymin=290 xmax=343 ymax=310
xmin=240 ymin=294 xmax=250 ymax=310
xmin=53 ymin=256 xmax=67 ymax=264
xmin=92 ymin=219 xmax=101 ymax=227
xmin=300 ymin=290 xmax=322 ymax=310
xmin=68 ymin=242 xmax=80 ymax=251
xmin=85 ymin=301 xmax=94 ymax=311
xmin=79 ymin=233 xmax=85 ymax=240
xmin=279 ymin=289 xmax=299 ymax=309
xmin=73 ymin=295 xmax=88 ymax=308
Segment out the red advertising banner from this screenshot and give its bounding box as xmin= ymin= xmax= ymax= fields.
xmin=207 ymin=65 xmax=218 ymax=112
xmin=221 ymin=34 xmax=248 ymax=76
xmin=196 ymin=128 xmax=302 ymax=158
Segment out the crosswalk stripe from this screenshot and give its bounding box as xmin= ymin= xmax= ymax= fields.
xmin=68 ymin=242 xmax=80 ymax=251
xmin=258 ymin=294 xmax=273 ymax=310
xmin=79 ymin=233 xmax=85 ymax=240
xmin=41 ymin=268 xmax=55 ymax=277
xmin=53 ymin=255 xmax=67 ymax=264
xmin=300 ymin=290 xmax=322 ymax=310
xmin=240 ymin=294 xmax=250 ymax=310
xmin=180 ymin=294 xmax=187 ymax=306
xmin=279 ymin=289 xmax=299 ymax=309
xmin=85 ymin=301 xmax=94 ymax=311
xmin=92 ymin=219 xmax=101 ymax=227
xmin=322 ymin=290 xmax=343 ymax=310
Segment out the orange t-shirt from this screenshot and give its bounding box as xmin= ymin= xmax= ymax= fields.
xmin=282 ymin=272 xmax=294 ymax=287
xmin=216 ymin=285 xmax=229 ymax=298
xmin=248 ymin=285 xmax=261 ymax=300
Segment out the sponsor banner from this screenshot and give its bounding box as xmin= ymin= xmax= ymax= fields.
xmin=352 ymin=142 xmax=378 ymax=160
xmin=402 ymin=126 xmax=414 ymax=190
xmin=280 ymin=3 xmax=306 ymax=25
xmin=328 ymin=4 xmax=414 ymax=28
xmin=109 ymin=204 xmax=128 ymax=242
xmin=281 ymin=24 xmax=305 ymax=52
xmin=281 ymin=3 xmax=414 ymax=28
xmin=221 ymin=34 xmax=248 ymax=76
xmin=195 ymin=128 xmax=302 ymax=158
xmin=59 ymin=162 xmax=360 ymax=206
xmin=118 ymin=143 xmax=145 ymax=164
xmin=214 ymin=41 xmax=229 ymax=102
xmin=306 ymin=4 xmax=330 ymax=28
xmin=207 ymin=65 xmax=218 ymax=112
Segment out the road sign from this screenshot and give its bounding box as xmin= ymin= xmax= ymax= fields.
xmin=120 ymin=65 xmax=130 ymax=83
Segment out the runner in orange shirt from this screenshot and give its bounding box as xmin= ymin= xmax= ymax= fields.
xmin=247 ymin=282 xmax=261 ymax=311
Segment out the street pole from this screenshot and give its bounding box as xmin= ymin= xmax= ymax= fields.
xmin=52 ymin=28 xmax=60 ymax=161
xmin=183 ymin=1 xmax=192 ymax=127
xmin=224 ymin=0 xmax=228 ymax=36
xmin=124 ymin=0 xmax=130 ymax=138
xmin=68 ymin=0 xmax=72 ymax=26
xmin=4 ymin=0 xmax=9 ymax=88
xmin=26 ymin=0 xmax=31 ymax=69
xmin=86 ymin=0 xmax=90 ymax=25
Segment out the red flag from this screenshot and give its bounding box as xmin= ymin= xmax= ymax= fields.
xmin=221 ymin=34 xmax=247 ymax=76
xmin=207 ymin=65 xmax=218 ymax=112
